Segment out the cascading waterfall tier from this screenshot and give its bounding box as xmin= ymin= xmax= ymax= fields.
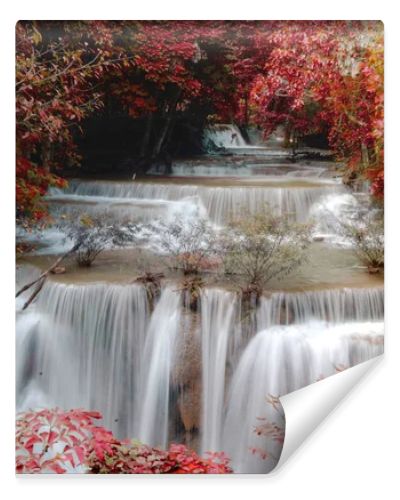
xmin=200 ymin=288 xmax=238 ymax=454
xmin=49 ymin=179 xmax=344 ymax=224
xmin=147 ymin=162 xmax=329 ymax=178
xmin=203 ymin=124 xmax=288 ymax=155
xmin=16 ymin=261 xmax=383 ymax=472
xmin=16 ymin=278 xmax=150 ymax=439
xmin=204 ymin=124 xmax=248 ymax=148
xmin=222 ymin=320 xmax=384 ymax=473
xmin=257 ymin=287 xmax=384 ymax=327
xmin=136 ymin=287 xmax=182 ymax=448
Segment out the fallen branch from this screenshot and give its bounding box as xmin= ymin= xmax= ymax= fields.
xmin=16 ymin=242 xmax=81 ymax=299
xmin=22 ymin=276 xmax=47 ymax=310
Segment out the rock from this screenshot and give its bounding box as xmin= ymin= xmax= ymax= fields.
xmin=172 ymin=311 xmax=202 ymax=431
xmin=50 ymin=266 xmax=66 ymax=275
xmin=178 ymin=380 xmax=202 ymax=432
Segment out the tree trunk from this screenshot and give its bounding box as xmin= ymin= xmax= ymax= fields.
xmin=283 ymin=124 xmax=291 ymax=149
xmin=238 ymin=124 xmax=250 ymax=144
xmin=140 ymin=112 xmax=154 ymax=159
xmin=42 ymin=140 xmax=53 ymax=172
xmin=361 ymin=143 xmax=370 ymax=168
xmin=152 ymin=88 xmax=182 ymax=160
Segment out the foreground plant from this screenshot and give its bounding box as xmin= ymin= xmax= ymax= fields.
xmin=16 ymin=408 xmax=232 ymax=474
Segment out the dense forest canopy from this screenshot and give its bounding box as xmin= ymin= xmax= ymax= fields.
xmin=16 ymin=20 xmax=383 ymax=222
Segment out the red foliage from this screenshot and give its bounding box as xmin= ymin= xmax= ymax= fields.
xmin=16 ymin=408 xmax=232 ymax=474
xmin=87 ymin=441 xmax=231 ymax=474
xmin=16 ymin=21 xmax=112 ymax=221
xmin=16 ymin=408 xmax=102 ymax=473
xmin=16 ymin=21 xmax=384 ymax=222
xmin=249 ymin=21 xmax=384 ymax=196
xmin=16 ymin=157 xmax=66 ymax=221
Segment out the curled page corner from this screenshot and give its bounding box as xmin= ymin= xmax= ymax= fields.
xmin=274 ymin=354 xmax=383 ymax=472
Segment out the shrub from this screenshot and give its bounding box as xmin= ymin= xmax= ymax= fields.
xmin=61 ymin=214 xmax=139 ymax=267
xmin=339 ymin=210 xmax=384 ymax=271
xmin=87 ymin=442 xmax=231 ymax=474
xmin=16 ymin=408 xmax=232 ymax=474
xmin=155 ymin=217 xmax=219 ymax=275
xmin=220 ymin=209 xmax=312 ymax=295
xmin=16 ymin=408 xmax=104 ymax=473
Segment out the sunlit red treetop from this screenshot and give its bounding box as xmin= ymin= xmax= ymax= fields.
xmin=249 ymin=21 xmax=383 ymax=196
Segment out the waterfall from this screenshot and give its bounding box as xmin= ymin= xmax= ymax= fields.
xmin=203 ymin=124 xmax=288 ymax=155
xmin=257 ymin=287 xmax=384 ymax=327
xmin=16 ymin=262 xmax=383 ymax=469
xmin=203 ymin=124 xmax=248 ymax=148
xmin=17 ymin=275 xmax=183 ymax=446
xmin=50 ymin=180 xmax=343 ymax=224
xmin=309 ymin=191 xmax=360 ymax=243
xmin=16 ymin=112 xmax=384 ymax=475
xmin=222 ymin=320 xmax=384 ymax=473
xmin=200 ymin=288 xmax=237 ymax=454
xmin=16 ymin=278 xmax=149 ymax=439
xmin=136 ymin=287 xmax=182 ymax=448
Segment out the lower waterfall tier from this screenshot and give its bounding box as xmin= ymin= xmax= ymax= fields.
xmin=16 ymin=274 xmax=383 ymax=472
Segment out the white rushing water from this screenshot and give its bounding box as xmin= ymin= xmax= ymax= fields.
xmin=21 ymin=181 xmax=359 ymax=256
xmin=16 ymin=263 xmax=383 ymax=471
xmin=222 ymin=320 xmax=384 ymax=473
xmin=203 ymin=124 xmax=289 ymax=155
xmin=136 ymin=287 xmax=182 ymax=448
xmin=49 ymin=179 xmax=344 ymax=225
xmin=257 ymin=287 xmax=384 ymax=327
xmin=148 ymin=162 xmax=331 ymax=179
xmin=16 ymin=277 xmax=150 ymax=438
xmin=204 ymin=124 xmax=248 ymax=148
xmin=200 ymin=288 xmax=237 ymax=454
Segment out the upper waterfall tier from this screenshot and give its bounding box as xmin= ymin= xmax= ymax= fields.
xmin=204 ymin=124 xmax=248 ymax=148
xmin=49 ymin=179 xmax=345 ymax=224
xmin=203 ymin=124 xmax=288 ymax=155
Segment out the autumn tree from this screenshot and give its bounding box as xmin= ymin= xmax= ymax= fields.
xmin=16 ymin=21 xmax=122 ymax=221
xmin=249 ymin=21 xmax=384 ymax=196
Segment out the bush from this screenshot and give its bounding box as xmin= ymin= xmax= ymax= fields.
xmin=155 ymin=216 xmax=220 ymax=275
xmin=87 ymin=441 xmax=231 ymax=474
xmin=16 ymin=408 xmax=103 ymax=473
xmin=220 ymin=209 xmax=312 ymax=295
xmin=339 ymin=210 xmax=384 ymax=271
xmin=16 ymin=408 xmax=232 ymax=474
xmin=61 ymin=214 xmax=139 ymax=267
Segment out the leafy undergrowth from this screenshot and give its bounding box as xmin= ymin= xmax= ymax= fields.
xmin=16 ymin=408 xmax=232 ymax=474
